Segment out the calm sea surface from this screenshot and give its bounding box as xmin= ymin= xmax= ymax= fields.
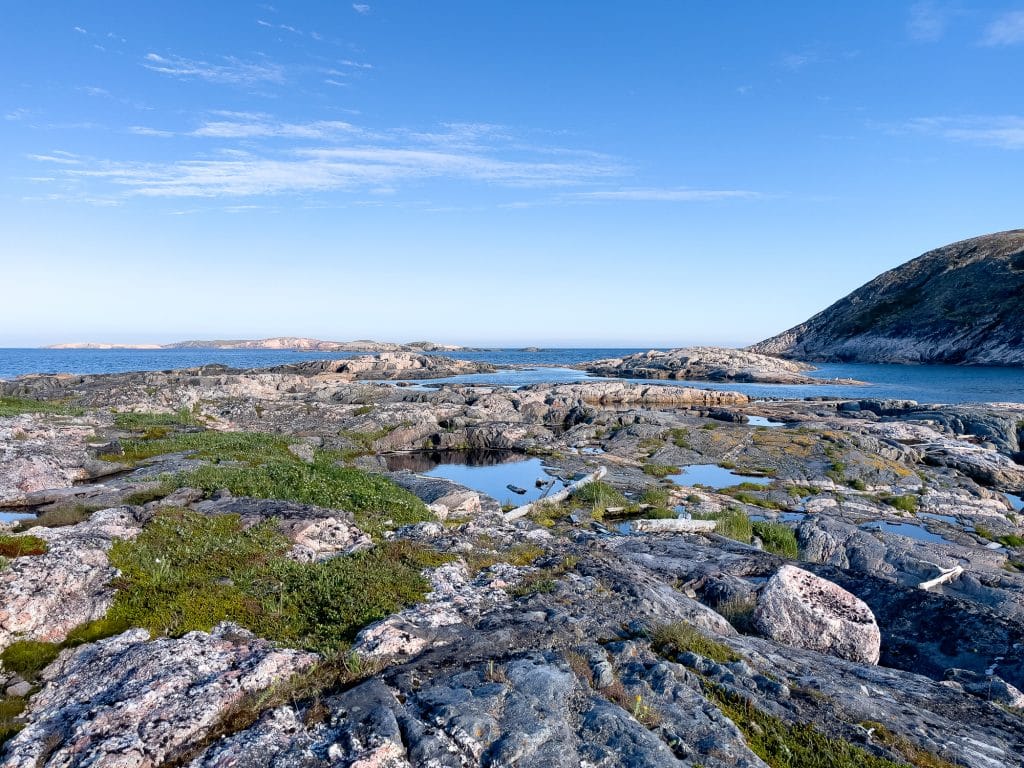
xmin=0 ymin=348 xmax=1021 ymax=404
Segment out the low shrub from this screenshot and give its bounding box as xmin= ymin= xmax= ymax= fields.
xmin=881 ymin=494 xmax=918 ymax=512
xmin=0 ymin=397 xmax=82 ymax=418
xmin=0 ymin=535 xmax=48 ymax=558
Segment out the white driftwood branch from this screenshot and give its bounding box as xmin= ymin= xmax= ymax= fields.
xmin=918 ymin=565 xmax=964 ymax=590
xmin=629 ymin=518 xmax=717 ymax=533
xmin=504 ymin=466 xmax=608 ymax=521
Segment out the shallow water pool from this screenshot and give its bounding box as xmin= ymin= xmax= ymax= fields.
xmin=668 ymin=464 xmax=773 ymax=490
xmin=860 ymin=520 xmax=952 ymax=544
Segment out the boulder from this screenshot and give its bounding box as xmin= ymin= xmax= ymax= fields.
xmin=753 ymin=565 xmax=881 ymax=664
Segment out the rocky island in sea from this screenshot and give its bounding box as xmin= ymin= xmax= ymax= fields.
xmin=2 ymin=286 xmax=1024 ymax=768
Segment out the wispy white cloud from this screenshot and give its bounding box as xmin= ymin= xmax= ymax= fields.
xmin=73 ymin=26 xmax=87 ymax=34
xmin=780 ymin=52 xmax=816 ymax=71
xmin=982 ymin=10 xmax=1024 ymax=45
xmin=900 ymin=116 xmax=1024 ymax=149
xmin=4 ymin=108 xmax=30 ymax=121
xmin=143 ymin=53 xmax=285 ymax=86
xmin=907 ymin=2 xmax=948 ymax=41
xmin=352 ymin=4 xmax=371 ymax=14
xmin=129 ymin=126 xmax=176 ymax=137
xmin=28 ymin=151 xmax=82 ymax=165
xmin=192 ymin=117 xmax=360 ymax=139
xmin=568 ymin=187 xmax=758 ymax=202
xmin=339 ymin=58 xmax=373 ymax=70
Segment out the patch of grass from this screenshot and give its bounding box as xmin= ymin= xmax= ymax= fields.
xmin=752 ymin=521 xmax=799 ymax=559
xmin=705 ymin=684 xmax=906 ymax=768
xmin=0 ymin=695 xmax=28 ymax=748
xmin=464 ymin=543 xmax=545 ymax=574
xmin=642 ymin=463 xmax=680 ymax=478
xmin=978 ymin=525 xmax=1024 ymax=548
xmin=715 ymin=595 xmax=758 ymax=634
xmin=176 ymin=457 xmax=431 ymax=537
xmin=0 ymin=534 xmax=48 ymax=558
xmin=106 ymin=429 xmax=294 ymax=466
xmin=668 ymin=427 xmax=691 ymax=449
xmin=860 ymin=721 xmax=959 ymax=768
xmin=0 ymin=640 xmax=61 ymax=676
xmin=727 ymin=491 xmax=784 ymax=510
xmin=508 ymin=555 xmax=578 ymax=598
xmin=337 ymin=425 xmax=399 ymax=452
xmin=693 ymin=508 xmax=753 ymax=543
xmin=569 ymin=481 xmax=629 ymax=517
xmin=651 ymin=621 xmax=740 ymax=664
xmin=847 ymin=478 xmax=868 ymax=491
xmin=113 ymin=409 xmax=198 ymax=432
xmin=826 ymin=461 xmax=846 ymax=484
xmin=352 ymin=405 xmax=374 ymax=416
xmin=71 ymin=510 xmax=449 ymax=656
xmin=640 ymin=486 xmax=671 ymax=507
xmin=701 ymin=422 xmax=719 ymax=430
xmin=880 ymin=494 xmax=918 ymax=512
xmin=0 ymin=396 xmax=82 ymax=418
xmin=787 ymin=485 xmax=816 ymax=498
xmin=121 ymin=485 xmax=173 ymax=506
xmin=12 ymin=505 xmax=92 ymax=532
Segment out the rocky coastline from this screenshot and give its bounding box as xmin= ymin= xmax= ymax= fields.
xmin=1 ymin=352 xmax=1023 ymax=766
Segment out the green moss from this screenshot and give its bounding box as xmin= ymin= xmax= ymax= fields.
xmin=752 ymin=521 xmax=799 ymax=558
xmin=651 ymin=622 xmax=740 ymax=664
xmin=0 ymin=640 xmax=60 ymax=676
xmin=0 ymin=396 xmax=83 ymax=418
xmin=73 ymin=510 xmax=448 ymax=655
xmin=705 ymin=684 xmax=906 ymax=768
xmin=176 ymin=457 xmax=431 ymax=537
xmin=642 ymin=463 xmax=680 ymax=478
xmin=0 ymin=534 xmax=48 ymax=558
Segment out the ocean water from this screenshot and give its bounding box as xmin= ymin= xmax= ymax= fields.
xmin=0 ymin=348 xmax=1021 ymax=404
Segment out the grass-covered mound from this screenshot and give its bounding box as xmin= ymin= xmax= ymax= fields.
xmin=54 ymin=510 xmax=450 ymax=656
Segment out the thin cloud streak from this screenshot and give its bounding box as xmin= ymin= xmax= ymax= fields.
xmin=982 ymin=10 xmax=1024 ymax=46
xmin=142 ymin=53 xmax=285 ymax=85
xmin=568 ymin=188 xmax=758 ymax=202
xmin=902 ymin=116 xmax=1024 ymax=149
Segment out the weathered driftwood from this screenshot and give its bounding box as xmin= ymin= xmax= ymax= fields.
xmin=629 ymin=518 xmax=717 ymax=534
xmin=918 ymin=565 xmax=964 ymax=590
xmin=504 ymin=466 xmax=608 ymax=521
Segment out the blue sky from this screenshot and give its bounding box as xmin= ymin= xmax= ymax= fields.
xmin=2 ymin=2 xmax=1022 ymax=347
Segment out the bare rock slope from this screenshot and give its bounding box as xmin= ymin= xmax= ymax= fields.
xmin=752 ymin=230 xmax=1024 ymax=365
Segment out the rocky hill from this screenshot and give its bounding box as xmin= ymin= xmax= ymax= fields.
xmin=751 ymin=230 xmax=1024 ymax=365
xmin=47 ymin=338 xmax=475 ymax=352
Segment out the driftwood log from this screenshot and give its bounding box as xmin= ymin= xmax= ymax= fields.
xmin=504 ymin=466 xmax=608 ymax=521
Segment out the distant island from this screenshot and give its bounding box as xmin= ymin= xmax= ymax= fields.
xmin=45 ymin=337 xmax=483 ymax=353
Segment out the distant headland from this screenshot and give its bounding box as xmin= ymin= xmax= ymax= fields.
xmin=45 ymin=337 xmax=482 ymax=353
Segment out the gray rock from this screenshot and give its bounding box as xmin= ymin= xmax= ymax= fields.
xmin=753 ymin=565 xmax=881 ymax=664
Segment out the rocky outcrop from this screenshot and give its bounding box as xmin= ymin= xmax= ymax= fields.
xmin=753 ymin=565 xmax=881 ymax=664
xmin=0 ymin=507 xmax=143 ymax=652
xmin=752 ymin=229 xmax=1024 ymax=365
xmin=0 ymin=624 xmax=316 ymax=768
xmin=535 ymin=381 xmax=750 ymax=407
xmin=273 ymin=352 xmax=496 ymax=380
xmin=583 ymin=347 xmax=823 ymax=384
xmin=47 ymin=337 xmax=474 ymax=352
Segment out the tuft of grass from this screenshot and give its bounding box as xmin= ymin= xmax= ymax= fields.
xmin=464 ymin=542 xmax=545 ymax=574
xmin=669 ymin=427 xmax=691 ymax=449
xmin=0 ymin=534 xmax=48 ymax=558
xmin=651 ymin=622 xmax=740 ymax=664
xmin=705 ymin=684 xmax=907 ymax=768
xmin=508 ymin=555 xmax=578 ymax=598
xmin=716 ymin=596 xmax=758 ymax=634
xmin=693 ymin=508 xmax=753 ymax=543
xmin=176 ymin=457 xmax=431 ymax=538
xmin=752 ymin=521 xmax=799 ymax=559
xmin=0 ymin=640 xmax=61 ymax=677
xmin=860 ymin=721 xmax=959 ymax=768
xmin=569 ymin=481 xmax=629 ymax=517
xmin=880 ymin=494 xmax=918 ymax=513
xmin=70 ymin=510 xmax=449 ymax=656
xmin=0 ymin=396 xmax=83 ymax=418
xmin=642 ymin=463 xmax=680 ymax=479
xmin=640 ymin=487 xmax=671 ymax=507
xmin=0 ymin=696 xmax=28 ymax=748
xmin=105 ymin=429 xmax=294 ymax=466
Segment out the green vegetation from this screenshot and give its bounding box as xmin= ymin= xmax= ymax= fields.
xmin=701 ymin=422 xmax=719 ymax=430
xmin=704 ymin=684 xmax=907 ymax=768
xmin=464 ymin=542 xmax=545 ymax=574
xmin=880 ymin=494 xmax=918 ymax=513
xmin=68 ymin=510 xmax=449 ymax=656
xmin=640 ymin=487 xmax=671 ymax=507
xmin=176 ymin=457 xmax=430 ymax=537
xmin=651 ymin=621 xmax=740 ymax=664
xmin=846 ymin=478 xmax=868 ymax=491
xmin=642 ymin=463 xmax=679 ymax=478
xmin=787 ymin=485 xmax=817 ymax=498
xmin=0 ymin=396 xmax=82 ymax=418
xmin=104 ymin=429 xmax=293 ymax=466
xmin=0 ymin=534 xmax=48 ymax=558
xmin=338 ymin=424 xmax=399 ymax=453
xmin=693 ymin=508 xmax=753 ymax=543
xmin=570 ymin=481 xmax=629 ymax=519
xmin=0 ymin=640 xmax=61 ymax=677
xmin=508 ymin=555 xmax=578 ymax=598
xmin=752 ymin=521 xmax=799 ymax=559
xmin=0 ymin=695 xmax=28 ymax=747
xmin=726 ymin=489 xmax=784 ymax=510
xmin=669 ymin=427 xmax=691 ymax=449
xmin=977 ymin=525 xmax=1024 ymax=548
xmin=352 ymin=405 xmax=374 ymax=416
xmin=860 ymin=721 xmax=960 ymax=768
xmin=113 ymin=409 xmax=198 ymax=433
xmin=715 ymin=595 xmax=758 ymax=634
xmin=825 ymin=461 xmax=846 ymax=484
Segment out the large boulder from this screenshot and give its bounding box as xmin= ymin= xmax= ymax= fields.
xmin=753 ymin=565 xmax=881 ymax=664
